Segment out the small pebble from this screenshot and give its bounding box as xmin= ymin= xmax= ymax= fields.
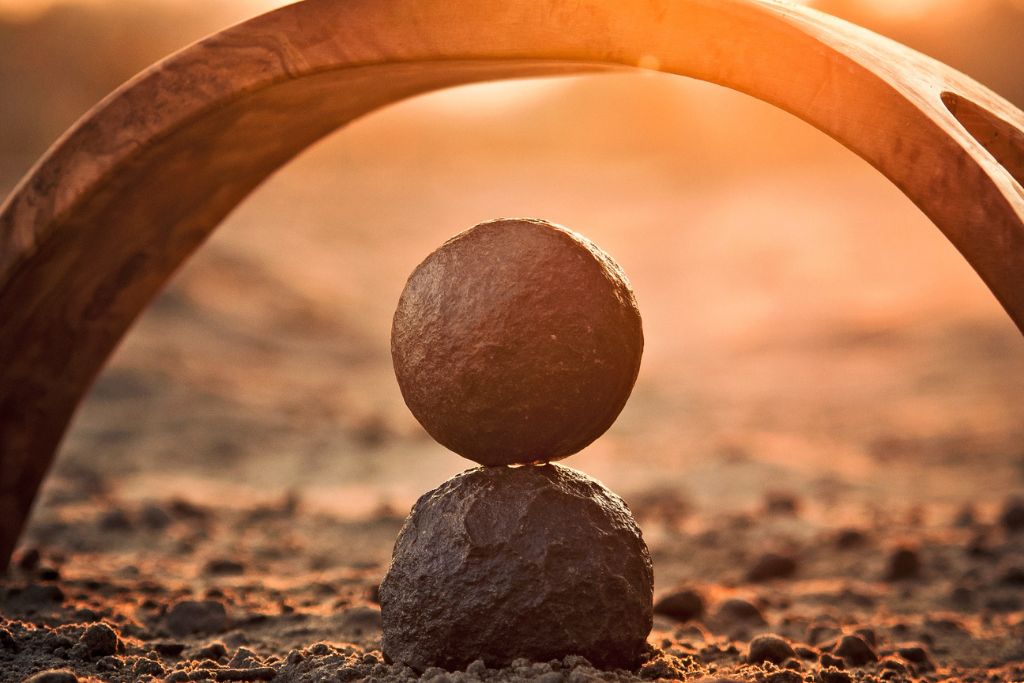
xmin=24 ymin=672 xmax=78 ymax=683
xmin=819 ymin=653 xmax=845 ymax=669
xmin=999 ymin=497 xmax=1024 ymax=531
xmin=835 ymin=529 xmax=867 ymax=549
xmin=896 ymin=644 xmax=932 ymax=667
xmin=165 ymin=600 xmax=228 ymax=636
xmin=747 ymin=634 xmax=796 ymax=664
xmin=194 ymin=641 xmax=229 ymax=661
xmin=747 ymin=553 xmax=798 ymax=582
xmin=204 ymin=559 xmax=245 ymax=576
xmin=819 ymin=668 xmax=852 ymax=683
xmin=79 ymin=623 xmax=118 ymax=658
xmin=834 ymin=634 xmax=878 ymax=666
xmin=713 ymin=598 xmax=767 ymax=625
xmin=16 ymin=547 xmax=42 ymax=571
xmin=885 ymin=547 xmax=921 ymax=581
xmin=653 ymin=588 xmax=704 ymax=622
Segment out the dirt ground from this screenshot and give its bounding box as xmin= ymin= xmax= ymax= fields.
xmin=3 ymin=45 xmax=1024 ymax=683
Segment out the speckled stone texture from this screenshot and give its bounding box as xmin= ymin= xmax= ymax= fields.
xmin=380 ymin=464 xmax=653 ymax=671
xmin=390 ymin=218 xmax=644 ymax=467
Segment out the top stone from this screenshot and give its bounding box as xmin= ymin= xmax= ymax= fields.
xmin=391 ymin=218 xmax=643 ymax=466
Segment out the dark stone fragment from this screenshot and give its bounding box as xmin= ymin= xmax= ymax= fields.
xmin=390 ymin=218 xmax=644 ymax=466
xmin=165 ymin=600 xmax=228 ymax=636
xmin=24 ymin=672 xmax=78 ymax=683
xmin=80 ymin=623 xmax=118 ymax=658
xmin=639 ymin=655 xmax=688 ymax=680
xmin=654 ymin=588 xmax=704 ymax=622
xmin=37 ymin=567 xmax=60 ymax=582
xmin=16 ymin=547 xmax=41 ymax=571
xmin=1000 ymin=565 xmax=1024 ymax=585
xmin=999 ymin=497 xmax=1024 ymax=531
xmin=852 ymin=627 xmax=876 ymax=647
xmin=764 ymin=671 xmax=801 ymax=683
xmin=0 ymin=627 xmax=17 ymax=651
xmin=834 ymin=635 xmax=877 ymax=666
xmin=747 ymin=634 xmax=796 ymax=664
xmin=140 ymin=504 xmax=173 ymax=529
xmin=746 ymin=553 xmax=798 ymax=582
xmin=132 ymin=658 xmax=165 ymax=676
xmin=214 ymin=667 xmax=276 ymax=681
xmin=795 ymin=646 xmax=818 ymax=660
xmin=380 ymin=464 xmax=653 ymax=671
xmin=879 ymin=657 xmax=909 ymax=673
xmin=204 ymin=559 xmax=245 ymax=576
xmin=835 ymin=529 xmax=867 ymax=550
xmin=819 ymin=668 xmax=852 ymax=683
xmin=764 ymin=491 xmax=800 ymax=516
xmin=885 ymin=547 xmax=921 ymax=581
xmin=194 ymin=641 xmax=229 ymax=661
xmin=896 ymin=644 xmax=932 ymax=667
xmin=99 ymin=508 xmax=133 ymax=530
xmin=713 ymin=598 xmax=767 ymax=625
xmin=819 ymin=653 xmax=845 ymax=669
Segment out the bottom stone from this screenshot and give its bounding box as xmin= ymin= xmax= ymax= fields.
xmin=380 ymin=463 xmax=653 ymax=671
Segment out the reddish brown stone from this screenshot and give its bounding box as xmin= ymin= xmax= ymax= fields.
xmin=380 ymin=464 xmax=653 ymax=671
xmin=391 ymin=218 xmax=643 ymax=466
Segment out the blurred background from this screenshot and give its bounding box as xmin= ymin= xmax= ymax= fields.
xmin=2 ymin=0 xmax=1024 ymax=529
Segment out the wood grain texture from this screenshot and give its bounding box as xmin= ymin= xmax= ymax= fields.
xmin=1 ymin=0 xmax=1022 ymax=567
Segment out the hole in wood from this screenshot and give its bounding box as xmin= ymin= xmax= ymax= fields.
xmin=942 ymin=91 xmax=1024 ymax=199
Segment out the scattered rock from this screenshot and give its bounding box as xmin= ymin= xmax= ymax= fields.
xmin=653 ymin=588 xmax=704 ymax=622
xmin=165 ymin=600 xmax=229 ymax=636
xmin=885 ymin=547 xmax=921 ymax=581
xmin=713 ymin=598 xmax=767 ymax=625
xmin=380 ymin=464 xmax=653 ymax=670
xmin=194 ymin=641 xmax=229 ymax=661
xmin=819 ymin=653 xmax=845 ymax=669
xmin=834 ymin=634 xmax=877 ymax=666
xmin=746 ymin=552 xmax=798 ymax=582
xmin=896 ymin=644 xmax=932 ymax=669
xmin=999 ymin=497 xmax=1024 ymax=531
xmin=764 ymin=492 xmax=800 ymax=516
xmin=16 ymin=547 xmax=41 ymax=571
xmin=835 ymin=529 xmax=867 ymax=550
xmin=24 ymin=672 xmax=78 ymax=683
xmin=204 ymin=559 xmax=245 ymax=576
xmin=79 ymin=623 xmax=118 ymax=658
xmin=747 ymin=634 xmax=796 ymax=664
xmin=818 ymin=668 xmax=852 ymax=683
xmin=140 ymin=504 xmax=173 ymax=529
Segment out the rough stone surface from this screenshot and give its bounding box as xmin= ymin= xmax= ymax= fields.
xmin=747 ymin=634 xmax=796 ymax=664
xmin=79 ymin=623 xmax=118 ymax=658
xmin=653 ymin=588 xmax=705 ymax=622
xmin=380 ymin=464 xmax=653 ymax=671
xmin=391 ymin=218 xmax=644 ymax=466
xmin=165 ymin=600 xmax=229 ymax=636
xmin=834 ymin=635 xmax=878 ymax=666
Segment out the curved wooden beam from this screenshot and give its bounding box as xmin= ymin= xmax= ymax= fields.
xmin=1 ymin=0 xmax=1023 ymax=567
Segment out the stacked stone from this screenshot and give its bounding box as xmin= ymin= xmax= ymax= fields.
xmin=381 ymin=218 xmax=652 ymax=671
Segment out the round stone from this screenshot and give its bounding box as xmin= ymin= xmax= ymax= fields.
xmin=380 ymin=464 xmax=653 ymax=671
xmin=391 ymin=218 xmax=643 ymax=466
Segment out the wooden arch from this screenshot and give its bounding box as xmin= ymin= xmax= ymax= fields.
xmin=1 ymin=0 xmax=1023 ymax=567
